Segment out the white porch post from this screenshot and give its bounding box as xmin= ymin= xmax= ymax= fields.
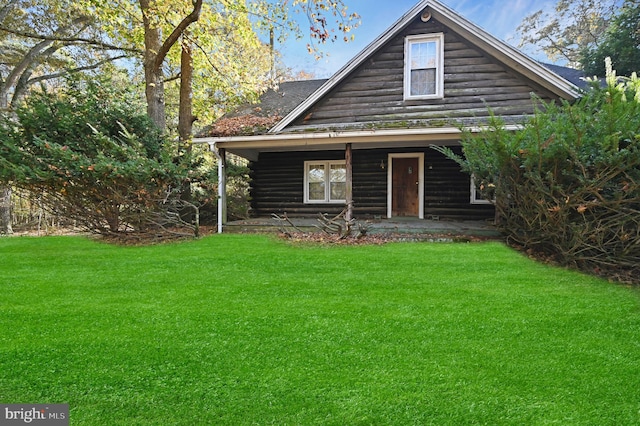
xmin=210 ymin=143 xmax=227 ymax=233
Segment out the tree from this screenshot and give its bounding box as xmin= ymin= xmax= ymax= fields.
xmin=0 ymin=110 xmax=15 ymax=234
xmin=580 ymin=0 xmax=640 ymax=76
xmin=516 ymin=0 xmax=618 ymax=67
xmin=2 ymin=0 xmax=360 ymax=138
xmin=0 ymin=0 xmax=360 ymax=233
xmin=85 ymin=0 xmax=359 ymax=132
xmin=0 ymin=0 xmax=262 ymax=233
xmin=88 ymin=0 xmax=360 ymax=229
xmin=138 ymin=0 xmax=203 ymax=131
xmin=0 ymin=0 xmax=134 ymax=110
xmin=0 ymin=0 xmax=134 ymax=234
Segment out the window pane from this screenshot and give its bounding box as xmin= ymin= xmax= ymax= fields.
xmin=308 ymin=164 xmax=325 ymax=182
xmin=473 ymin=185 xmax=482 ymax=201
xmin=330 ymin=182 xmax=346 ymax=200
xmin=330 ymin=164 xmax=346 ymax=183
xmin=329 ymin=164 xmax=346 ymax=201
xmin=309 ymin=182 xmax=325 ymax=201
xmin=410 ymin=68 xmax=436 ymax=96
xmin=308 ymin=164 xmax=325 ymax=201
xmin=411 ymin=41 xmax=437 ymax=70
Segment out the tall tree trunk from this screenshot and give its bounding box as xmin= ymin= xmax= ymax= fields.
xmin=178 ymin=41 xmax=195 ymax=145
xmin=138 ymin=0 xmax=202 ymax=132
xmin=0 ymin=78 xmax=12 ymax=234
xmin=178 ymin=40 xmax=195 ymax=221
xmin=143 ymin=54 xmax=166 ymax=131
xmin=0 ymin=186 xmax=12 ymax=235
xmin=140 ymin=0 xmax=166 ymax=131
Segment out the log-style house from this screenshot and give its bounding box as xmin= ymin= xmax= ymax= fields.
xmin=196 ymin=0 xmax=584 ymax=232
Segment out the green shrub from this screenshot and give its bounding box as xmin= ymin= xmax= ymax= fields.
xmin=0 ymin=79 xmax=196 ymax=235
xmin=437 ymin=60 xmax=640 ymax=282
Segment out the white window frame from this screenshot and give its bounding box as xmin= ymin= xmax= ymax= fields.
xmin=404 ymin=33 xmax=444 ymax=100
xmin=470 ymin=175 xmax=494 ymax=205
xmin=304 ymin=160 xmax=347 ymax=204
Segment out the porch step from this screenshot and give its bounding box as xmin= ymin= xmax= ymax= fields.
xmin=223 ymin=218 xmax=501 ymax=238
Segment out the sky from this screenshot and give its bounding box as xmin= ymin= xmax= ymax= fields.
xmin=277 ymin=0 xmax=558 ymax=78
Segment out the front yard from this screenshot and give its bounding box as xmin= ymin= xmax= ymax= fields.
xmin=1 ymin=235 xmax=639 ymax=424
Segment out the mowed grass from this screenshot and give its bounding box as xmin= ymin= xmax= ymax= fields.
xmin=1 ymin=235 xmax=640 ymax=425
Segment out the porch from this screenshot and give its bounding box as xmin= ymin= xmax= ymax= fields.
xmin=223 ymin=216 xmax=501 ymax=239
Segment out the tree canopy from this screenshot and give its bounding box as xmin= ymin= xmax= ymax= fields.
xmin=0 ymin=0 xmax=131 ymax=110
xmin=580 ymin=0 xmax=640 ymax=76
xmin=517 ymin=0 xmax=640 ymax=76
xmin=516 ymin=0 xmax=618 ymax=68
xmin=1 ymin=0 xmax=360 ymax=126
xmin=0 ymin=0 xmax=360 ymax=234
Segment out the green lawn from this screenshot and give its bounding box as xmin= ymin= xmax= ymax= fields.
xmin=1 ymin=235 xmax=639 ymax=425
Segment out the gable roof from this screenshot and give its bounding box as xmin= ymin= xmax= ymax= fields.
xmin=229 ymin=79 xmax=327 ymax=119
xmin=542 ymin=63 xmax=589 ymax=89
xmin=203 ymin=64 xmax=584 ymax=138
xmin=201 ymin=79 xmax=326 ymax=137
xmin=270 ymin=0 xmax=580 ymax=133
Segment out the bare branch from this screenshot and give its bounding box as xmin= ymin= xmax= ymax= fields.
xmin=0 ymin=25 xmax=141 ymax=55
xmin=0 ymin=0 xmax=20 ymax=23
xmin=25 ymin=55 xmax=129 ymax=85
xmin=187 ymin=35 xmax=226 ymax=80
xmin=164 ymin=73 xmax=181 ymax=84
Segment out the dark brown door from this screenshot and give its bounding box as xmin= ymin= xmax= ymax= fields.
xmin=392 ymin=157 xmax=419 ymax=217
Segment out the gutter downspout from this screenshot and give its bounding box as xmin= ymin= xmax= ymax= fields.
xmin=208 ymin=141 xmax=226 ymax=234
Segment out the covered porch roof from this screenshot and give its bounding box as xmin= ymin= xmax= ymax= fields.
xmin=193 ymin=125 xmax=521 ymax=161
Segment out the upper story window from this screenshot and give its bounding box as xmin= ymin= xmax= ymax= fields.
xmin=404 ymin=33 xmax=444 ymax=100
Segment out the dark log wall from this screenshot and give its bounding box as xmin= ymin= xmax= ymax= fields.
xmin=249 ymin=150 xmax=345 ymax=217
xmin=249 ymin=147 xmax=494 ymax=220
xmin=423 ymin=146 xmax=493 ymax=219
xmin=290 ymin=16 xmax=558 ymax=130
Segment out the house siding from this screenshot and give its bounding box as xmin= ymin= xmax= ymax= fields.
xmin=249 ymin=147 xmax=494 ymax=220
xmin=201 ymin=1 xmax=581 ymax=226
xmin=288 ymin=17 xmax=558 ymax=131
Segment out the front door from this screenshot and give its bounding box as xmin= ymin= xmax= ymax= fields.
xmin=392 ymin=157 xmax=420 ymax=217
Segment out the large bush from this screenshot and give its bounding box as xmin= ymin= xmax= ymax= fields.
xmin=0 ymin=79 xmax=198 ymax=235
xmin=439 ymin=61 xmax=640 ymax=282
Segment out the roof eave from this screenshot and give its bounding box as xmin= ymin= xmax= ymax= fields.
xmin=194 ymin=125 xmax=523 ymax=161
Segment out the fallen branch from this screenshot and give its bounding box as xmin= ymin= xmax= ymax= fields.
xmin=271 ymin=212 xmax=304 ymax=237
